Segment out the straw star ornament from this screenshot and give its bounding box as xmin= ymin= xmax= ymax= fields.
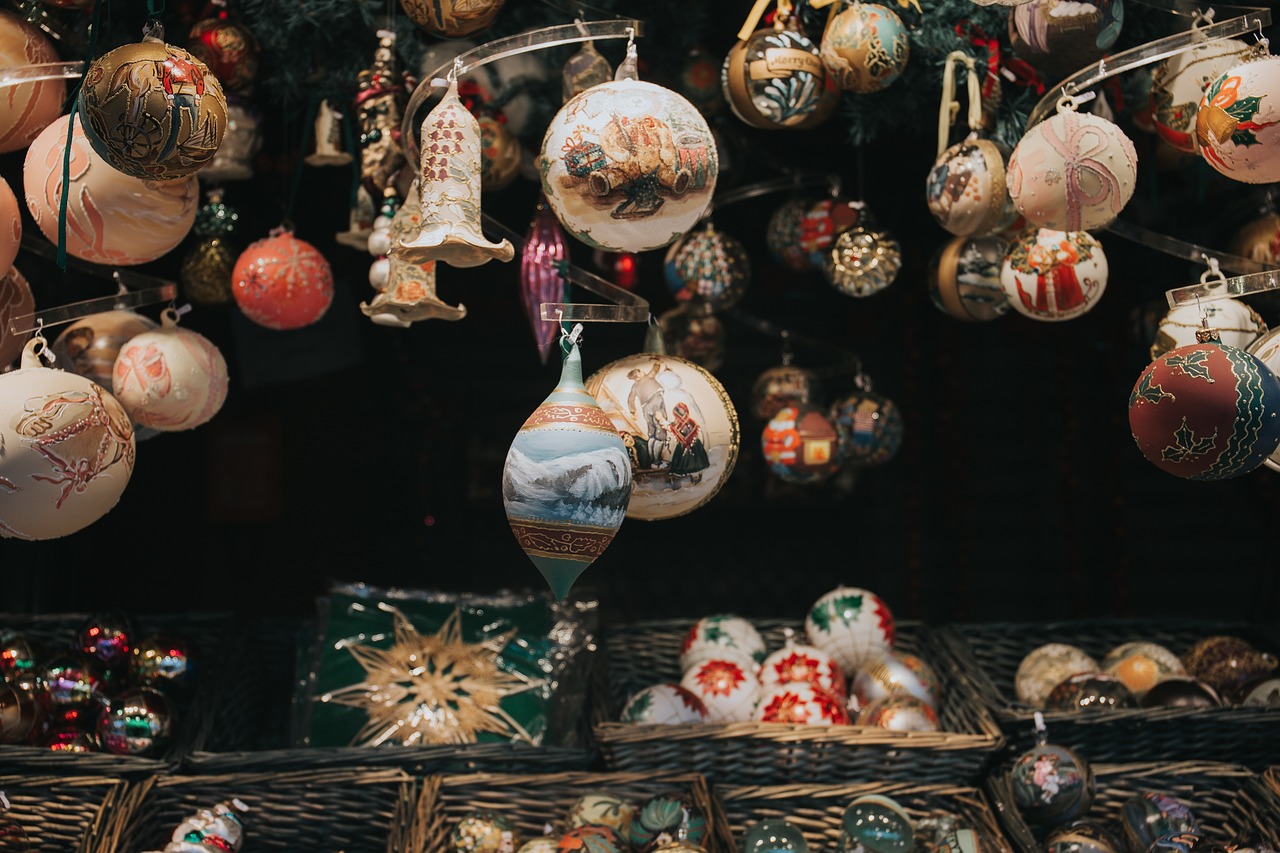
xmin=317 ymin=607 xmax=545 ymax=746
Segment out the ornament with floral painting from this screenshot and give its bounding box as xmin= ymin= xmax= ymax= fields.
xmin=628 ymin=795 xmax=707 ymax=853
xmin=754 ymin=682 xmax=850 ymax=725
xmin=679 ymin=658 xmax=758 ymax=723
xmin=1197 ymin=56 xmax=1280 ymax=184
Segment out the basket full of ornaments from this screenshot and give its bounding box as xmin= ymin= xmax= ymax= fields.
xmin=593 ymin=586 xmax=1004 ymax=786
xmin=936 ymin=619 xmax=1280 ymax=766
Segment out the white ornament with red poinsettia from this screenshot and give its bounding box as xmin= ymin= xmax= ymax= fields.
xmin=753 ymin=682 xmax=850 ymax=725
xmin=758 ymin=633 xmax=846 ymax=699
xmin=679 ymin=658 xmax=758 ymax=723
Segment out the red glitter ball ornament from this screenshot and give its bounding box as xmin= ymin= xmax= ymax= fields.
xmin=186 ymin=7 xmax=260 ymax=94
xmin=232 ymin=229 xmax=334 ymax=330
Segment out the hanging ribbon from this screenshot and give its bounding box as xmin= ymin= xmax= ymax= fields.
xmin=56 ymin=0 xmax=108 ymax=272
xmin=937 ymin=51 xmax=982 ymax=157
xmin=955 ymin=22 xmax=1003 ymax=103
xmin=737 ymin=0 xmax=788 ymax=41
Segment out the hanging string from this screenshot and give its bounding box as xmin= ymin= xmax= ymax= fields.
xmin=146 ymin=0 xmax=165 ymax=26
xmin=722 ymin=306 xmax=864 ymax=381
xmin=56 ymin=0 xmax=108 ymax=272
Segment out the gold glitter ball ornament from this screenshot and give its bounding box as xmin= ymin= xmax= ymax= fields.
xmin=823 ymin=227 xmax=902 ymax=297
xmin=180 ymin=237 xmax=237 ymax=305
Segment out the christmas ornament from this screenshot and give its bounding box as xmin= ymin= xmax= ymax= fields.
xmin=78 ymin=30 xmax=227 ymax=180
xmin=1230 ymin=211 xmax=1280 ymax=264
xmin=0 ymin=674 xmax=44 ymax=744
xmin=652 ymin=844 xmax=706 ymax=853
xmin=842 ymin=795 xmax=914 ymax=853
xmin=1235 ymin=675 xmax=1280 ymax=706
xmin=0 ymin=631 xmax=39 ymax=680
xmin=186 ymin=3 xmax=259 ymax=94
xmin=232 ymin=227 xmax=334 ymax=330
xmin=1129 ymin=332 xmax=1280 ymax=480
xmin=0 ymin=176 xmax=19 ymax=277
xmin=767 ymin=197 xmax=817 ymax=271
xmin=366 ymin=188 xmax=397 ymax=305
xmin=927 ymin=137 xmax=1016 ymax=238
xmin=46 ymin=726 xmax=100 ymax=752
xmin=679 ymin=46 xmax=724 ymax=117
xmin=132 ymin=633 xmax=194 ymax=690
xmin=1247 ymin=327 xmax=1280 ymax=473
xmin=98 ymin=686 xmax=174 ymax=756
xmin=929 ymin=236 xmax=1009 ymax=321
xmin=1150 ymin=38 xmax=1253 ymax=154
xmin=1197 ymin=55 xmax=1280 ymax=184
xmin=1010 ymin=742 xmax=1095 ymax=827
xmin=1043 ymin=673 xmax=1136 ymax=711
xmin=521 ymin=195 xmax=569 ymax=364
xmin=680 ymin=614 xmax=766 ymax=673
xmin=1138 ymin=677 xmax=1221 ymax=709
xmin=628 ymin=795 xmax=707 ymax=853
xmin=337 ymin=183 xmax=377 ymax=250
xmin=40 ymin=653 xmax=107 ymax=715
xmin=586 ymin=348 xmax=740 ymax=521
xmin=402 ymin=0 xmax=504 ymax=37
xmin=318 ymin=606 xmax=546 ymax=746
xmin=800 ymin=197 xmax=874 ymax=269
xmin=1007 ymin=102 xmax=1137 ymax=232
xmin=658 ymin=303 xmax=725 ymax=372
xmin=1100 ymin=642 xmax=1185 ymax=697
xmin=51 ymin=310 xmax=158 ymax=389
xmin=1009 ymin=0 xmax=1123 ymax=83
xmin=1181 ymin=635 xmax=1277 ymax=693
xmin=744 ymin=819 xmax=810 ymax=853
xmin=1147 ymin=834 xmax=1225 ymax=853
xmin=306 ymin=99 xmax=353 ymax=166
xmin=0 ymin=338 xmax=135 ymax=540
xmin=558 ymin=825 xmax=623 ymax=853
xmin=723 ymin=9 xmax=838 ymax=130
xmin=398 ymin=75 xmax=514 ymax=267
xmin=539 ymin=47 xmax=718 ymax=253
xmin=111 ymin=308 xmax=229 ymax=432
xmin=154 ymin=799 xmax=249 ymax=853
xmin=1016 ymin=644 xmax=1099 ymax=707
xmin=1150 ymin=299 xmax=1265 ymax=360
xmin=180 ymin=191 xmax=240 ymax=305
xmin=24 ymin=114 xmax=200 ymax=265
xmin=858 ymin=695 xmax=940 ymax=731
xmin=563 ymin=40 xmax=612 ymax=102
xmin=852 ymin=650 xmax=940 ymax=708
xmin=762 ymin=404 xmax=841 ymax=483
xmin=620 ymin=683 xmax=708 ymax=724
xmin=805 ymin=586 xmax=895 ymax=675
xmin=664 ymin=221 xmax=751 ymax=310
xmin=594 ymin=248 xmax=640 ymax=289
xmin=503 ymin=337 xmax=631 ymax=599
xmin=1001 ymin=228 xmax=1107 ymax=322
xmin=0 ymin=267 xmax=34 ymax=368
xmin=78 ymin=612 xmax=133 ymax=668
xmin=1045 ymin=821 xmax=1125 ymax=853
xmin=754 ymin=681 xmax=850 ymax=724
xmin=830 ymin=384 xmax=903 ymax=467
xmin=0 ymin=9 xmax=65 ymax=154
xmin=452 ymin=810 xmax=523 ymax=853
xmin=758 ymin=634 xmax=846 ymax=698
xmin=752 ymin=365 xmax=821 ymax=422
xmin=824 ymin=226 xmax=902 ymax=297
xmin=200 ymin=94 xmax=262 ymax=182
xmin=567 ymin=795 xmax=636 ymax=834
xmin=679 ymin=658 xmax=758 ymax=722
xmin=479 ymin=112 xmax=521 ymax=192
xmin=355 ymin=31 xmax=412 ymax=198
xmin=1121 ymin=793 xmax=1199 ymax=853
xmin=820 ymin=2 xmax=910 ymax=94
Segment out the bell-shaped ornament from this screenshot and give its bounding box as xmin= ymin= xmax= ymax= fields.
xmin=397 ymin=76 xmax=514 ymax=268
xmin=366 ymin=180 xmax=467 ymax=327
xmin=305 ymin=98 xmax=353 ymax=167
xmin=502 ymin=333 xmax=631 ymax=599
xmin=336 ymin=183 xmax=376 ymax=250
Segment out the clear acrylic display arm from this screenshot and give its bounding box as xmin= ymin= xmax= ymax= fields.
xmin=0 ymin=60 xmax=85 ymax=88
xmin=480 ymin=213 xmax=649 ymax=324
xmin=1166 ymin=269 xmax=1280 ymax=308
xmin=402 ymin=19 xmax=644 ymax=157
xmin=1026 ymin=8 xmax=1271 ymax=127
xmin=1104 ymin=218 xmax=1277 ymax=275
xmin=702 ymin=173 xmax=840 ymax=219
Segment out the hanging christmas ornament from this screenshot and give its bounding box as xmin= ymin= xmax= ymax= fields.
xmin=1010 ymin=740 xmax=1095 ymax=828
xmin=680 ymin=613 xmax=766 ymax=673
xmin=51 ymin=310 xmax=158 ymax=389
xmin=1016 ymin=643 xmax=1099 ymax=707
xmin=824 ymin=226 xmax=902 ymax=297
xmin=799 ymin=196 xmax=875 ymax=269
xmin=1197 ymin=55 xmax=1280 ymax=184
xmin=658 ymin=303 xmax=725 ymax=372
xmin=24 ymin=114 xmax=200 ymax=266
xmin=1182 ymin=635 xmax=1277 ymax=693
xmin=0 ymin=675 xmax=44 ymax=744
xmin=305 ymin=99 xmax=353 ymax=166
xmin=1100 ymin=642 xmax=1184 ymax=697
xmin=478 ymin=112 xmax=521 ymax=192
xmin=563 ymin=40 xmax=612 ymax=103
xmin=0 ymin=176 xmax=18 ymax=277
xmin=0 ymin=268 xmax=34 ymax=369
xmin=754 ymin=681 xmax=851 ymax=724
xmin=0 ymin=631 xmax=40 ymax=680
xmin=829 ymin=380 xmax=904 ymax=467
xmin=111 ymin=308 xmax=228 ymax=432
xmin=366 ymin=188 xmax=397 ymax=299
xmin=767 ymin=197 xmax=818 ymax=272
xmin=180 ymin=190 xmax=240 ymax=306
xmin=1001 ymin=228 xmax=1107 ymax=322
xmin=586 ymin=342 xmax=740 ymax=521
xmin=820 ymin=2 xmax=911 ymax=94
xmin=1150 ymin=37 xmax=1253 ymax=154
xmin=1230 ymin=210 xmax=1280 ymax=264
xmin=0 ymin=9 xmax=66 ymax=154
xmin=594 ymin=248 xmax=640 ymax=290
xmin=679 ymin=46 xmax=725 ymax=117
xmin=401 ymin=0 xmax=505 ymax=37
xmin=0 ymin=338 xmax=134 ymax=540
xmin=78 ymin=24 xmax=227 ymax=180
xmin=337 ymin=183 xmax=377 ymax=250
xmin=398 ymin=75 xmax=514 ymax=267
xmin=723 ymin=2 xmax=839 ymax=131
xmin=927 ymin=137 xmax=1016 ymax=239
xmin=451 ymin=811 xmax=524 ymax=853
xmin=1044 ymin=822 xmax=1125 ymax=853
xmin=520 ymin=196 xmax=568 ymax=364
xmin=619 ymin=683 xmax=709 ymax=724
xmin=1007 ymin=98 xmax=1137 ymax=232
xmin=1150 ymin=298 xmax=1265 ymax=360
xmin=805 ymin=585 xmax=895 ymax=675
xmin=200 ymin=94 xmax=262 ymax=182
xmin=842 ymin=796 xmax=914 ymax=853
xmin=503 ymin=333 xmax=631 ymax=599
xmin=46 ymin=727 xmax=101 ymax=752
xmin=185 ymin=1 xmax=260 ymax=94
xmin=752 ymin=363 xmax=821 ymax=422
xmin=1009 ymin=0 xmax=1123 ymax=84
xmin=232 ymin=227 xmax=334 ymax=330
xmin=161 ymin=800 xmax=249 ymax=852
xmin=355 ymin=31 xmax=412 ymax=198
xmin=664 ymin=220 xmax=751 ymax=310
xmin=1121 ymin=793 xmax=1199 ymax=853
xmin=679 ymin=658 xmax=759 ymax=722
xmin=762 ymin=405 xmax=841 ymax=483
xmin=97 ymin=686 xmax=174 ymax=756
xmin=40 ymin=652 xmax=108 ymax=716
xmin=541 ymin=40 xmax=718 ymax=253
xmin=928 ymin=235 xmax=1010 ymax=322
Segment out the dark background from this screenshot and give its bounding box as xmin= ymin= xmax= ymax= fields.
xmin=3 ymin=0 xmax=1279 ymax=629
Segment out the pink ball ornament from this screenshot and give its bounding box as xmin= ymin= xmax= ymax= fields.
xmin=0 ymin=175 xmax=20 ymax=276
xmin=1001 ymin=228 xmax=1107 ymax=322
xmin=111 ymin=309 xmax=228 ymax=432
xmin=0 ymin=10 xmax=65 ymax=153
xmin=1197 ymin=56 xmax=1280 ymax=184
xmin=232 ymin=229 xmax=334 ymax=330
xmin=754 ymin=682 xmax=851 ymax=725
xmin=1128 ymin=333 xmax=1280 ymax=480
xmin=679 ymin=658 xmax=758 ymax=723
xmin=805 ymin=586 xmax=895 ymax=676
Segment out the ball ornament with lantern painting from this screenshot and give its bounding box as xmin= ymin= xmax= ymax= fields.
xmin=762 ymin=405 xmax=841 ymax=484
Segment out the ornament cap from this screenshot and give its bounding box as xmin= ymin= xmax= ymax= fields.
xmin=642 ymin=322 xmax=667 ymax=355
xmin=1195 ymin=327 xmax=1221 ymax=343
xmin=19 ymin=334 xmax=52 ymax=369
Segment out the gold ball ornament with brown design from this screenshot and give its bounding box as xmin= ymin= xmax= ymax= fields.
xmin=78 ymin=34 xmax=228 ymax=181
xmin=723 ymin=11 xmax=839 ymax=130
xmin=400 ymin=0 xmax=504 ymax=37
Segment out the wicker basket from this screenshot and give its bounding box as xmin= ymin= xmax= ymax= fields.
xmin=714 ymin=781 xmax=1016 ymax=853
xmin=0 ymin=611 xmax=239 ymax=776
xmin=414 ymin=771 xmax=730 ymax=853
xmin=1266 ymin=766 xmax=1279 ymax=800
xmin=102 ymin=767 xmax=420 ymax=853
xmin=595 ymin=618 xmax=1004 ymax=785
xmin=987 ymin=761 xmax=1280 ymax=853
xmin=939 ymin=619 xmax=1280 ymax=765
xmin=0 ymin=774 xmax=125 ymax=853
